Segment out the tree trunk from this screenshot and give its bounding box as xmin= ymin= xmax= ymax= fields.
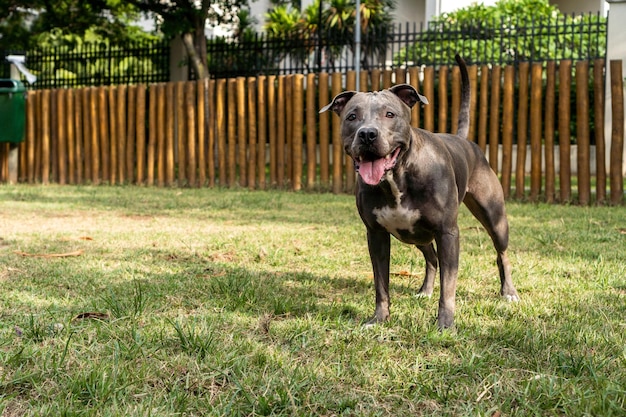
xmin=182 ymin=32 xmax=208 ymax=79
xmin=195 ymin=26 xmax=208 ymax=77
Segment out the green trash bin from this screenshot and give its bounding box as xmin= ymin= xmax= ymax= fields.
xmin=0 ymin=79 xmax=26 ymax=144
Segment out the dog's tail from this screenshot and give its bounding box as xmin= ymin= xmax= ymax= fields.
xmin=455 ymin=54 xmax=470 ymax=139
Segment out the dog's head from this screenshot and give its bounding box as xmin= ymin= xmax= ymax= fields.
xmin=320 ymin=85 xmax=428 ymax=186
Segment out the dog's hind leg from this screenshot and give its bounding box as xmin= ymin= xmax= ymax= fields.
xmin=416 ymin=243 xmax=437 ymax=297
xmin=496 ymin=248 xmax=518 ymax=302
xmin=464 ymin=171 xmax=520 ymax=302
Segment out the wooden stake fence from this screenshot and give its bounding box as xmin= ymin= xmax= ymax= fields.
xmin=558 ymin=61 xmax=572 ymax=202
xmin=1 ymin=60 xmax=624 ymax=205
xmin=516 ymin=62 xmax=529 ymax=199
xmin=544 ymin=61 xmax=556 ymax=203
xmin=609 ymin=60 xmax=625 ymax=204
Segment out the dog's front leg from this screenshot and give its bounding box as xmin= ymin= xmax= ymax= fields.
xmin=366 ymin=228 xmax=391 ymax=325
xmin=416 ymin=243 xmax=438 ymax=297
xmin=436 ymin=229 xmax=460 ymax=329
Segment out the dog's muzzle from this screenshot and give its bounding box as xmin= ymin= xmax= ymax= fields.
xmin=353 ymin=127 xmax=400 ymax=186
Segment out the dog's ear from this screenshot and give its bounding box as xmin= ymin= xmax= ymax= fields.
xmin=389 ymin=84 xmax=429 ymax=108
xmin=319 ymin=91 xmax=357 ymax=115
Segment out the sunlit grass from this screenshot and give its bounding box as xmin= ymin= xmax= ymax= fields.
xmin=1 ymin=185 xmax=625 ymax=416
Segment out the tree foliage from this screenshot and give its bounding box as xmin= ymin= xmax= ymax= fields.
xmin=0 ymin=0 xmax=151 ymax=51
xmin=124 ymin=0 xmax=246 ymax=78
xmin=263 ymin=0 xmax=396 ymax=70
xmin=1 ymin=0 xmax=249 ymax=79
xmin=0 ymin=0 xmax=166 ymax=84
xmin=396 ymin=0 xmax=606 ymax=66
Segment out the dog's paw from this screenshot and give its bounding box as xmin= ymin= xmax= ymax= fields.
xmin=362 ymin=321 xmax=378 ymax=330
xmin=504 ymin=294 xmax=520 ymax=302
xmin=414 ymin=292 xmax=433 ymax=299
xmin=437 ymin=315 xmax=455 ymax=330
xmin=362 ymin=313 xmax=389 ymax=329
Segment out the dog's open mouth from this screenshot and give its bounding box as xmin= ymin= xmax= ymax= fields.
xmin=354 ymin=147 xmax=401 ymax=185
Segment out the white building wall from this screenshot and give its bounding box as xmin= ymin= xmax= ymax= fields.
xmin=392 ymin=0 xmax=425 ymax=25
xmin=248 ymin=0 xmax=608 ymax=32
xmin=249 ymin=0 xmax=271 ymax=31
xmin=551 ymin=0 xmax=607 ymax=14
xmin=605 ymin=0 xmax=626 ymax=175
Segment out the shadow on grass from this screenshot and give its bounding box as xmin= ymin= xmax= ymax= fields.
xmin=39 ymin=248 xmax=378 ymax=324
xmin=0 ymin=186 xmax=358 ymax=228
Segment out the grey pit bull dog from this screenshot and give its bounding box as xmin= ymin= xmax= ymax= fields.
xmin=320 ymin=55 xmax=519 ymax=329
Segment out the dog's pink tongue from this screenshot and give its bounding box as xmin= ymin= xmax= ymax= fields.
xmin=358 ymin=159 xmax=386 ymax=185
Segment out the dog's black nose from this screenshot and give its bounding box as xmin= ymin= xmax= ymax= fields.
xmin=358 ymin=127 xmax=378 ymax=144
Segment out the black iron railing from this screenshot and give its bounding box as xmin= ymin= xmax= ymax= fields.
xmin=1 ymin=40 xmax=170 ymax=89
xmin=1 ymin=12 xmax=607 ymax=87
xmin=206 ymin=13 xmax=606 ymax=78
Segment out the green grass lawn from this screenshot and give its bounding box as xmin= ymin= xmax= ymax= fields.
xmin=1 ymin=185 xmax=625 ymax=416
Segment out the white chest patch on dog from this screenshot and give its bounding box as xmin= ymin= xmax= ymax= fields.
xmin=372 ymin=174 xmax=421 ymax=240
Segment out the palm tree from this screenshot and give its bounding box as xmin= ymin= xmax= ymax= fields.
xmin=263 ymin=0 xmax=395 ymax=71
xmin=323 ymin=0 xmax=395 ymax=69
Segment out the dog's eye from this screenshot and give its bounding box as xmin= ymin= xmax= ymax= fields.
xmin=347 ymin=113 xmax=357 ymax=121
xmin=386 ymin=112 xmax=395 ymax=118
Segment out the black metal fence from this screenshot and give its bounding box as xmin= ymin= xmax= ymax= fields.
xmin=1 ymin=40 xmax=170 ymax=89
xmin=414 ymin=13 xmax=607 ymax=66
xmin=1 ymin=12 xmax=607 ymax=87
xmin=207 ymin=13 xmax=607 ymax=78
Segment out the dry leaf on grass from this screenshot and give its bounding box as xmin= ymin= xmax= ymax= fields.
xmin=60 ymin=236 xmax=94 ymax=241
xmin=392 ymin=270 xmax=420 ymax=278
xmin=368 ymin=270 xmax=420 ymax=279
xmin=14 ymin=249 xmax=84 ymax=258
xmin=73 ymin=312 xmax=110 ymax=321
